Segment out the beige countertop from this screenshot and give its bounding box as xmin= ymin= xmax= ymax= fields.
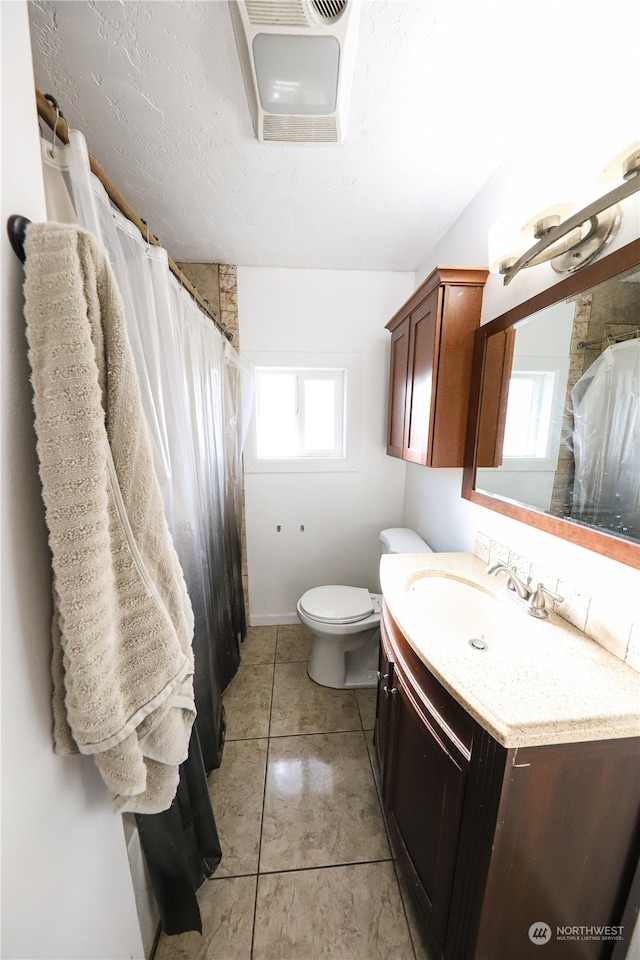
xmin=379 ymin=552 xmax=640 ymax=749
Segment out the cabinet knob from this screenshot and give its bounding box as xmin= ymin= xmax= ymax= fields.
xmin=377 ymin=670 xmax=389 ymax=683
xmin=383 ymin=684 xmax=397 ymax=697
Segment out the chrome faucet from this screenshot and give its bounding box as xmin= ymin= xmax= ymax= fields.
xmin=486 ymin=562 xmax=564 ymax=618
xmin=486 ymin=561 xmax=531 ymax=599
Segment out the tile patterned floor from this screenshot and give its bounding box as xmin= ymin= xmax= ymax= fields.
xmin=155 ymin=624 xmax=431 ymax=960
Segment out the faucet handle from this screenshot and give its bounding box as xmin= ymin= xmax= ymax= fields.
xmin=529 ymin=582 xmax=564 ymax=617
xmin=538 ymin=583 xmax=563 ymax=603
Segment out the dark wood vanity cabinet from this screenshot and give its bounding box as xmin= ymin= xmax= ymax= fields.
xmin=374 ymin=603 xmax=640 ymax=960
xmin=385 ymin=266 xmax=488 ymax=467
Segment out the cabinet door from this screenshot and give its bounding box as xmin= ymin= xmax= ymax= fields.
xmin=373 ymin=644 xmax=393 ymax=797
xmin=386 ymin=670 xmax=467 ymax=949
xmin=386 ymin=316 xmax=411 ymax=458
xmin=404 ymin=289 xmax=440 ymax=464
xmin=429 ymin=283 xmax=486 ymax=466
xmin=476 ymin=327 xmax=515 ymax=467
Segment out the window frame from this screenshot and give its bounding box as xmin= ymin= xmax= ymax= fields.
xmin=243 ymin=351 xmax=362 ymax=474
xmin=503 ymin=370 xmax=554 ymax=460
xmin=500 ymin=357 xmax=569 ymax=472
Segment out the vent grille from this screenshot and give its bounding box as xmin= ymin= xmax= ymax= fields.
xmin=262 ymin=114 xmax=338 ymax=142
xmin=244 ymin=1 xmax=313 ymax=26
xmin=244 ymin=0 xmax=347 ymax=26
xmin=311 ymin=0 xmax=347 ymax=20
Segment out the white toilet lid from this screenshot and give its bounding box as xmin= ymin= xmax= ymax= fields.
xmin=299 ymin=585 xmax=374 ymax=624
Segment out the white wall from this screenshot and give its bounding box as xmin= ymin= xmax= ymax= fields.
xmin=404 ymin=110 xmax=640 ymax=626
xmin=240 ymin=267 xmax=413 ymax=622
xmin=1 ymin=6 xmax=144 ymax=958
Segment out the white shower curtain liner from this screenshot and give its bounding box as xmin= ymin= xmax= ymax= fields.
xmin=41 ymin=129 xmax=253 ymax=769
xmin=571 ymin=338 xmax=640 ymax=540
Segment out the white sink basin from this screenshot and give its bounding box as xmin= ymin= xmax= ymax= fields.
xmin=407 ymin=574 xmax=520 ymax=654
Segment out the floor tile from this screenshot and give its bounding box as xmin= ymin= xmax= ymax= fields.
xmin=208 ymin=738 xmax=268 ymax=877
xmin=260 ymin=731 xmax=390 ymax=873
xmin=223 ymin=663 xmax=273 ymax=740
xmin=355 ymin=687 xmax=378 ymax=730
xmin=240 ymin=625 xmax=277 ymax=665
xmin=270 ymin=661 xmax=362 ymax=736
xmin=154 ymin=875 xmax=257 ymax=960
xmin=276 ymin=622 xmax=313 ymax=662
xmin=253 ymin=862 xmax=414 ymax=960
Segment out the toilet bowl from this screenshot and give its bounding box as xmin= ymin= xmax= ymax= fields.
xmin=297 ymin=528 xmax=433 ymax=689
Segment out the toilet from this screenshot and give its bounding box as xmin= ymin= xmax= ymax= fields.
xmin=297 ymin=528 xmax=433 ymax=689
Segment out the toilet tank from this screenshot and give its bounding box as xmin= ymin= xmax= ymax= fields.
xmin=379 ymin=528 xmax=433 ymax=554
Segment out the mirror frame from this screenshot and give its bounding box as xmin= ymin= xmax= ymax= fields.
xmin=463 ymin=238 xmax=640 ymax=568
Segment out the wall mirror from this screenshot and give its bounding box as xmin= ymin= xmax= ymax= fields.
xmin=463 ymin=239 xmax=640 ymax=568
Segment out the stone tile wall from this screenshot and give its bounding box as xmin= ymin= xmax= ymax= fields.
xmin=474 ymin=531 xmax=640 ymax=672
xmin=175 ymin=261 xmax=240 ymax=349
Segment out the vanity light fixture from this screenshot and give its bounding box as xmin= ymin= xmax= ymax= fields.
xmin=496 ymin=144 xmax=640 ymax=286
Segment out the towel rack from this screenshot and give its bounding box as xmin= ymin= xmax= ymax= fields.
xmin=7 ymin=215 xmax=30 ymax=263
xmin=577 ymin=328 xmax=640 ymax=349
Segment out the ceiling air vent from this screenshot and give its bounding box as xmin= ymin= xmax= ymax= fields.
xmin=244 ymin=1 xmax=314 ymax=26
xmin=229 ymin=0 xmax=360 ymax=144
xmin=262 ymin=114 xmax=338 ymax=142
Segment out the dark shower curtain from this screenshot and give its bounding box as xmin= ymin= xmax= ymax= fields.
xmin=134 ymin=334 xmax=250 ymax=935
xmin=42 ymin=124 xmax=253 ymax=936
xmin=132 ymin=329 xmax=251 ymax=936
xmin=135 ymin=455 xmax=247 ymax=935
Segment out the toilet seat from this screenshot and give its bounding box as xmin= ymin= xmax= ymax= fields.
xmin=298 ymin=585 xmax=374 ymax=624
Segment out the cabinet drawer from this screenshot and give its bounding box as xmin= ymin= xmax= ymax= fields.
xmin=381 ymin=603 xmax=474 ymax=759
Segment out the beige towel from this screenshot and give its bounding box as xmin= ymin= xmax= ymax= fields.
xmin=24 ymin=222 xmax=196 ymax=814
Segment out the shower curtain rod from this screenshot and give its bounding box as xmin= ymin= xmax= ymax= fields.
xmin=34 ymin=89 xmax=233 ymax=342
xmin=577 ymin=328 xmax=640 ymax=349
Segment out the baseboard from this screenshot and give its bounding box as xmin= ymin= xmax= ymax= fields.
xmin=248 ymin=614 xmax=300 ymax=626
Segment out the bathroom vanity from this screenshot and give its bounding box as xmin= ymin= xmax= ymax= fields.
xmin=374 ymin=553 xmax=640 ymax=960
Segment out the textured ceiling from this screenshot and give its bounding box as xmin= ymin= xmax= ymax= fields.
xmin=27 ymin=1 xmax=639 ymax=271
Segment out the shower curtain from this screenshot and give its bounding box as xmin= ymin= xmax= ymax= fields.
xmin=571 ymin=338 xmax=640 ymax=540
xmin=40 ymin=130 xmax=253 ymax=933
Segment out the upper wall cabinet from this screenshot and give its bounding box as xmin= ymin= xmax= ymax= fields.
xmin=386 ymin=267 xmax=488 ymax=467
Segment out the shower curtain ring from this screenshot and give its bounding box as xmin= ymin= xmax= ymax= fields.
xmin=140 ymin=217 xmax=151 ymax=247
xmin=43 ymin=95 xmax=63 ymax=158
xmin=49 ymin=101 xmax=61 ymax=158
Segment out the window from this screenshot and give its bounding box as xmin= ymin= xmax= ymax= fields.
xmin=255 ymin=367 xmax=346 ymax=459
xmin=244 ymin=351 xmax=361 ymax=473
xmin=503 ymin=370 xmax=556 ymax=459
